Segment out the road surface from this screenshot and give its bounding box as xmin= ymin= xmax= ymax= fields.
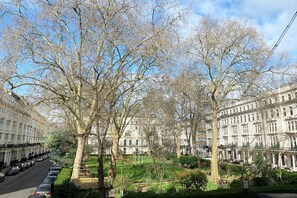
xmin=0 ymin=159 xmax=52 ymax=198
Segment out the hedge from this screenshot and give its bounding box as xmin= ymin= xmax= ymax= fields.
xmin=123 ymin=184 xmax=297 ymax=198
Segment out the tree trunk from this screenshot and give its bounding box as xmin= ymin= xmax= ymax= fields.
xmin=176 ymin=123 xmax=182 ymax=158
xmin=109 ymin=131 xmax=119 ymax=185
xmin=210 ymin=106 xmax=219 ymax=183
xmin=192 ymin=130 xmax=197 ymax=156
xmin=71 ymin=135 xmax=86 ymax=180
xmin=187 ymin=137 xmax=192 ymax=155
xmin=98 ymin=147 xmax=106 ymax=198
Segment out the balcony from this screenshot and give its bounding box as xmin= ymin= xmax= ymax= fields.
xmin=289 ymin=146 xmax=297 ymax=151
xmin=242 ymin=143 xmax=250 ymax=148
xmin=270 ymin=143 xmax=280 ymax=150
xmin=218 ymin=144 xmax=237 ymax=149
xmin=254 ymin=143 xmax=263 ymax=149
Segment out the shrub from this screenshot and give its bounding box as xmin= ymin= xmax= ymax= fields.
xmin=166 ymin=184 xmax=177 ymax=194
xmin=252 ymin=177 xmax=271 ymax=187
xmin=267 ymin=169 xmax=297 ymax=185
xmin=179 ymin=155 xmax=198 ymax=168
xmin=229 ymin=164 xmax=243 ymax=175
xmin=199 ymin=159 xmax=211 ymax=169
xmin=229 ymin=179 xmax=243 ymax=189
xmin=219 ymin=163 xmax=244 ymax=176
xmin=288 ymin=175 xmax=297 ymax=185
xmin=53 ymin=179 xmax=78 ymax=198
xmin=219 ymin=163 xmax=229 ymax=176
xmin=176 ymin=170 xmax=207 ymax=191
xmin=165 ymin=152 xmax=177 ymax=160
xmin=123 ymin=191 xmax=157 ymax=198
xmin=190 ymin=170 xmax=207 ymax=190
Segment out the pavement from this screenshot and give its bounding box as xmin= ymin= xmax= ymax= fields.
xmin=257 ymin=193 xmax=297 ymax=198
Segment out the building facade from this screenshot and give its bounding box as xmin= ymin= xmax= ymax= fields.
xmin=0 ymin=88 xmax=50 ymax=168
xmin=204 ymin=84 xmax=297 ymax=171
xmin=88 ymin=116 xmax=199 ymax=156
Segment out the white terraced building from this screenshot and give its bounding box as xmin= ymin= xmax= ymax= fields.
xmin=88 ymin=117 xmax=203 ymax=156
xmin=0 ymin=88 xmax=50 ymax=169
xmin=204 ymin=83 xmax=297 ymax=171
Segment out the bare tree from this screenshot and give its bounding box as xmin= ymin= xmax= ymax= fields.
xmin=106 ymin=80 xmax=142 ymax=184
xmin=189 ymin=17 xmax=270 ymax=182
xmin=1 ymin=0 xmax=180 ymax=180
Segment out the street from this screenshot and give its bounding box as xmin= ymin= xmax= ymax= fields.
xmin=0 ymin=159 xmax=52 ymax=198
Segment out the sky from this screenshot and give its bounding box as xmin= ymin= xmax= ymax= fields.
xmin=180 ymin=0 xmax=297 ymax=61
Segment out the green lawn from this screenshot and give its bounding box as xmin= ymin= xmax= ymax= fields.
xmin=85 ymin=155 xmax=218 ymax=193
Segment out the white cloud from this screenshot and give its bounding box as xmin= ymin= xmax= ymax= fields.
xmin=180 ymin=0 xmax=297 ymax=61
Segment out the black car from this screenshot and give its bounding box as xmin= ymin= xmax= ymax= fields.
xmin=0 ymin=173 xmax=5 ymax=182
xmin=5 ymin=166 xmax=20 ymax=176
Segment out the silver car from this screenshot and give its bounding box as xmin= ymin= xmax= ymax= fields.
xmin=0 ymin=172 xmax=5 ymax=182
xmin=33 ymin=183 xmax=53 ymax=198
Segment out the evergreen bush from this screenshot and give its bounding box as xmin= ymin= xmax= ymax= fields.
xmin=53 ymin=179 xmax=78 ymax=198
xmin=229 ymin=179 xmax=243 ymax=189
xmin=200 ymin=159 xmax=211 ymax=168
xmin=176 ymin=170 xmax=207 ymax=191
xmin=252 ymin=176 xmax=271 ymax=187
xmin=179 ymin=155 xmax=198 ymax=168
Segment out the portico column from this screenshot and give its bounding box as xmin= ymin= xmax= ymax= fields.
xmin=248 ymin=152 xmax=252 ymax=164
xmin=278 ymin=153 xmax=282 ymax=169
xmin=4 ymin=151 xmax=8 ymax=166
xmin=272 ymin=153 xmax=275 ymax=165
xmin=293 ymin=155 xmax=296 ymax=171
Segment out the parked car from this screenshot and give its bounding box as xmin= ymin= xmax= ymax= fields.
xmin=47 ymin=170 xmax=59 ymax=178
xmin=17 ymin=162 xmax=29 ymax=171
xmin=0 ymin=172 xmax=5 ymax=182
xmin=43 ymin=176 xmax=57 ymax=184
xmin=36 ymin=157 xmax=44 ymax=162
xmin=42 ymin=155 xmax=48 ymax=160
xmin=27 ymin=160 xmax=35 ymax=167
xmin=28 ymin=195 xmax=46 ymax=198
xmin=34 ymin=183 xmax=53 ymax=198
xmin=5 ymin=166 xmax=20 ymax=176
xmin=49 ymin=166 xmax=61 ymax=172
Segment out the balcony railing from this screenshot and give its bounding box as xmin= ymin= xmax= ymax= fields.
xmin=270 ymin=143 xmax=280 ymax=149
xmin=218 ymin=144 xmax=237 ymax=149
xmin=289 ymin=146 xmax=297 ymax=151
xmin=254 ymin=143 xmax=263 ymax=149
